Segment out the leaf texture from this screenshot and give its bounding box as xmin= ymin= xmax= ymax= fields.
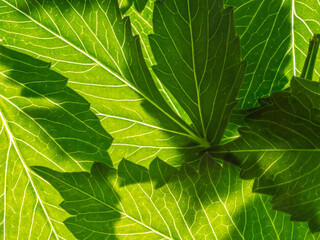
xmin=0 ymin=45 xmax=112 ymax=238
xmin=32 ymin=156 xmax=319 ymax=239
xmin=211 ymin=76 xmax=320 ymax=233
xmin=0 ymin=0 xmax=245 ymax=166
xmin=225 ymin=0 xmax=320 ymax=108
xmin=127 ymin=0 xmax=194 ymax=125
xmin=149 ymin=0 xmax=246 ymax=144
xmin=0 ymin=0 xmax=208 ymax=167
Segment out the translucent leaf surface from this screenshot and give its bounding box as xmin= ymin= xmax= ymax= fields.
xmin=0 ymin=0 xmax=244 ymax=165
xmin=33 ymin=157 xmax=319 ymax=239
xmin=149 ymin=0 xmax=246 ymax=144
xmin=211 ymin=76 xmax=320 ymax=233
xmin=225 ymin=0 xmax=320 ymax=108
xmin=0 ymin=45 xmax=112 ymax=239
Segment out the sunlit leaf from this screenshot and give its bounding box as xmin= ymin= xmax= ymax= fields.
xmin=0 ymin=45 xmax=111 ymax=239
xmin=225 ymin=0 xmax=320 ymax=108
xmin=33 ymin=156 xmax=319 ymax=239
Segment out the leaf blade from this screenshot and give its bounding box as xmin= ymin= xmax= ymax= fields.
xmin=149 ymin=0 xmax=246 ymax=143
xmin=211 ymin=76 xmax=320 ymax=233
xmin=225 ymin=0 xmax=320 ymax=109
xmin=33 ymin=156 xmax=320 ymax=239
xmin=0 ymin=43 xmax=111 ymax=239
xmin=0 ymin=0 xmax=208 ymax=167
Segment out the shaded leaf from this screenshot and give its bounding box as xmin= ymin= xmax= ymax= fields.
xmin=0 ymin=45 xmax=111 ymax=238
xmin=211 ymin=76 xmax=320 ymax=233
xmin=32 ymin=156 xmax=319 ymax=239
xmin=0 ymin=0 xmax=244 ymax=166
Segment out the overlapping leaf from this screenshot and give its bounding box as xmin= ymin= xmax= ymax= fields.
xmin=1 ymin=0 xmax=319 ymax=237
xmin=0 ymin=45 xmax=112 ymax=239
xmin=127 ymin=0 xmax=193 ymax=125
xmin=119 ymin=0 xmax=148 ymax=13
xmin=225 ymin=0 xmax=320 ymax=108
xmin=211 ymin=76 xmax=320 ymax=233
xmin=0 ymin=0 xmax=207 ymax=167
xmin=32 ymin=156 xmax=318 ymax=239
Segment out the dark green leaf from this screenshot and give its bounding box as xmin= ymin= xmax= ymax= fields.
xmin=211 ymin=76 xmax=320 ymax=233
xmin=149 ymin=0 xmax=246 ymax=144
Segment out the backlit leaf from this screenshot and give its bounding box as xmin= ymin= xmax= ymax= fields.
xmin=225 ymin=0 xmax=320 ymax=108
xmin=0 ymin=45 xmax=111 ymax=239
xmin=211 ymin=76 xmax=320 ymax=233
xmin=32 ymin=157 xmax=319 ymax=239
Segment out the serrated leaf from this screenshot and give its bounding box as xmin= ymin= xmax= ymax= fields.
xmin=32 ymin=156 xmax=319 ymax=239
xmin=126 ymin=0 xmax=193 ymax=125
xmin=0 ymin=0 xmax=244 ymax=166
xmin=149 ymin=0 xmax=246 ymax=144
xmin=0 ymin=0 xmax=199 ymax=167
xmin=225 ymin=0 xmax=320 ymax=109
xmin=211 ymin=76 xmax=320 ymax=233
xmin=0 ymin=45 xmax=112 ymax=238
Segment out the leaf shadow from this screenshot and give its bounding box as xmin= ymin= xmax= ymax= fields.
xmin=0 ymin=45 xmax=112 ymax=168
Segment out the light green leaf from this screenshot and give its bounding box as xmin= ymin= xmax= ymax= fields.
xmin=0 ymin=45 xmax=112 ymax=238
xmin=0 ymin=0 xmax=198 ymax=167
xmin=0 ymin=0 xmax=244 ymax=166
xmin=211 ymin=76 xmax=320 ymax=233
xmin=32 ymin=157 xmax=319 ymax=239
xmin=149 ymin=0 xmax=246 ymax=144
xmin=225 ymin=0 xmax=320 ymax=108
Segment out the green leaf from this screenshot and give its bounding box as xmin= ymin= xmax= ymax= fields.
xmin=301 ymin=34 xmax=320 ymax=81
xmin=0 ymin=0 xmax=244 ymax=166
xmin=126 ymin=0 xmax=193 ymax=125
xmin=32 ymin=157 xmax=319 ymax=239
xmin=0 ymin=0 xmax=197 ymax=167
xmin=149 ymin=0 xmax=246 ymax=144
xmin=225 ymin=0 xmax=320 ymax=109
xmin=0 ymin=45 xmax=112 ymax=238
xmin=119 ymin=0 xmax=148 ymax=13
xmin=134 ymin=0 xmax=148 ymax=12
xmin=211 ymin=76 xmax=320 ymax=233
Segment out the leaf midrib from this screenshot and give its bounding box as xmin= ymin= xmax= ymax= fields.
xmin=34 ymin=166 xmax=174 ymax=240
xmin=1 ymin=0 xmax=208 ymax=146
xmin=186 ymin=0 xmax=206 ymax=138
xmin=0 ymin=108 xmax=60 ymax=240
